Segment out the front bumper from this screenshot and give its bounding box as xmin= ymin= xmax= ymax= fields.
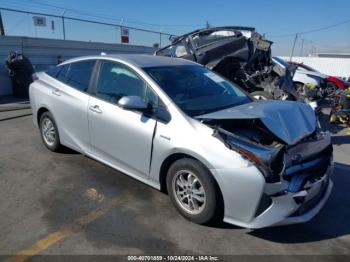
xmin=274 ymin=179 xmax=332 ymax=226
xmin=218 ymin=157 xmax=334 ymax=229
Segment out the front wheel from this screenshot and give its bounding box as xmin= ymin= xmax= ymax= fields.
xmin=166 ymin=158 xmax=222 ymax=224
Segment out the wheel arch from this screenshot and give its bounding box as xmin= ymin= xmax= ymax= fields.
xmin=158 ymin=152 xmax=225 ymax=221
xmin=158 ymin=152 xmax=222 ymax=199
xmin=37 ymin=107 xmax=49 ymax=125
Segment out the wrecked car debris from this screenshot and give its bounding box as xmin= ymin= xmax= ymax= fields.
xmin=155 ymin=26 xmax=298 ymax=101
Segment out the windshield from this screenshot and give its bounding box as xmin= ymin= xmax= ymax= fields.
xmin=144 ymin=65 xmax=251 ymax=117
xmin=272 ymin=56 xmax=289 ymax=68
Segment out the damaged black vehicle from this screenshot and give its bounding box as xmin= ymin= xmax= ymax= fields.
xmin=155 ymin=26 xmax=297 ymax=101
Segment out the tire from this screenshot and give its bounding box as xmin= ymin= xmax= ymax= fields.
xmin=250 ymin=91 xmax=273 ymax=101
xmin=166 ymin=158 xmax=222 ymax=224
xmin=39 ymin=111 xmax=62 ymax=152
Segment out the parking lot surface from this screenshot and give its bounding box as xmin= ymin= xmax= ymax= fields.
xmin=0 ymin=115 xmax=350 ymax=260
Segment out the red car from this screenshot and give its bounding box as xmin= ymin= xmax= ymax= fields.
xmin=289 ymin=62 xmax=350 ymax=90
xmin=326 ymin=76 xmax=350 ymax=90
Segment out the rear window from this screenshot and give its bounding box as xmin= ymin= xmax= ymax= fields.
xmin=46 ymin=60 xmax=95 ymax=92
xmin=65 ymin=61 xmax=95 ymax=92
xmin=192 ymin=30 xmax=236 ymax=48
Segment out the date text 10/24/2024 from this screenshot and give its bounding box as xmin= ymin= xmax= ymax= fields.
xmin=127 ymin=256 xmax=220 ymax=261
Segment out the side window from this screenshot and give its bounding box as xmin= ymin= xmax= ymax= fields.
xmin=46 ymin=65 xmax=60 ymax=78
xmin=46 ymin=64 xmax=69 ymax=82
xmin=155 ymin=47 xmax=172 ymax=57
xmin=56 ymin=64 xmax=69 ymax=82
xmin=145 ymin=86 xmax=159 ymax=108
xmin=171 ymin=43 xmax=188 ymax=58
xmin=96 ymin=61 xmax=157 ymax=107
xmin=64 ymin=60 xmax=95 ymax=92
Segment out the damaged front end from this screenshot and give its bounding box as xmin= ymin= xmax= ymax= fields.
xmin=197 ymin=100 xmax=333 ymax=227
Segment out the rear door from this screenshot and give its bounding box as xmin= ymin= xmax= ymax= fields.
xmin=88 ymin=60 xmax=158 ymax=178
xmin=46 ymin=60 xmax=96 ymax=152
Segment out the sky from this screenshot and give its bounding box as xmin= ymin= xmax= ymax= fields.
xmin=1 ymin=0 xmax=350 ymax=55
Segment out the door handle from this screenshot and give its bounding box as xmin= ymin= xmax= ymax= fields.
xmin=89 ymin=105 xmax=102 ymax=113
xmin=52 ymin=89 xmax=61 ymax=96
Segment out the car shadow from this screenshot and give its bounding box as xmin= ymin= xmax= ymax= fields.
xmin=57 ymin=146 xmax=80 ymax=154
xmin=248 ymin=162 xmax=350 ymax=243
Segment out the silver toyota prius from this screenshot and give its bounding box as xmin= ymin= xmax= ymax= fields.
xmin=29 ymin=54 xmax=333 ymax=228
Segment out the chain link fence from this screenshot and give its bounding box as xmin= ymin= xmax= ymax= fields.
xmin=0 ymin=7 xmax=173 ymax=48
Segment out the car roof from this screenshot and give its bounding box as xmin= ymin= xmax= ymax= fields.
xmin=61 ymin=54 xmax=198 ymax=68
xmin=172 ymin=26 xmax=255 ymax=40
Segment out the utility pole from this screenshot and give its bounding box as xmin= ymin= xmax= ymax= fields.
xmin=289 ymin=33 xmax=298 ymax=61
xmin=61 ymin=9 xmax=66 ymax=40
xmin=159 ymin=26 xmax=163 ymax=48
xmin=206 ymin=21 xmax=210 ymax=28
xmin=299 ymin=38 xmax=305 ymax=57
xmin=0 ymin=11 xmax=5 ymax=36
xmin=309 ymin=40 xmax=316 ymax=56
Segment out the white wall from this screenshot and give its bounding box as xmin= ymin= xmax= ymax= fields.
xmin=280 ymin=56 xmax=350 ymax=79
xmin=0 ymin=36 xmax=156 ymax=96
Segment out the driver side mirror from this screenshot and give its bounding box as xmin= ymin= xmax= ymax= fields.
xmin=118 ymin=96 xmax=149 ymax=112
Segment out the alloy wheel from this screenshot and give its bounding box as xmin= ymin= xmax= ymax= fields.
xmin=172 ymin=170 xmax=206 ymax=215
xmin=41 ymin=117 xmax=56 ymax=146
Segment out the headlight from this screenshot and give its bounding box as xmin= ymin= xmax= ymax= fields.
xmin=228 ymin=143 xmax=283 ymax=183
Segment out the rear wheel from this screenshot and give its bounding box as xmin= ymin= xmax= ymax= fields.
xmin=39 ymin=112 xmax=62 ymax=152
xmin=166 ymin=158 xmax=222 ymax=224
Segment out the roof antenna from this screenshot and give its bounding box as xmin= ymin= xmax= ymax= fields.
xmin=206 ymin=21 xmax=211 ymax=28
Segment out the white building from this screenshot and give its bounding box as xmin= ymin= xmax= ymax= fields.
xmin=280 ymin=56 xmax=350 ymax=79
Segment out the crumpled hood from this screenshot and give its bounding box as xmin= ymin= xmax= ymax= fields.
xmin=196 ymin=100 xmax=316 ymax=145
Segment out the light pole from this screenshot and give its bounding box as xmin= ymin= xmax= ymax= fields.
xmin=289 ymin=33 xmax=298 ymax=61
xmin=61 ymin=9 xmax=66 ymax=40
xmin=300 ymin=38 xmax=305 ymax=57
xmin=0 ymin=10 xmax=5 ymax=36
xmin=159 ymin=26 xmax=163 ymax=48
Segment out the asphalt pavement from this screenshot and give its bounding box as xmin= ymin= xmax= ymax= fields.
xmin=0 ymin=112 xmax=349 ymax=261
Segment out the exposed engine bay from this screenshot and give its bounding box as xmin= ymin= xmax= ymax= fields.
xmin=197 ymin=100 xmax=333 ymax=202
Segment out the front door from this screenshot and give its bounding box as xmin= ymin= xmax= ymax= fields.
xmin=88 ymin=60 xmax=158 ymax=178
